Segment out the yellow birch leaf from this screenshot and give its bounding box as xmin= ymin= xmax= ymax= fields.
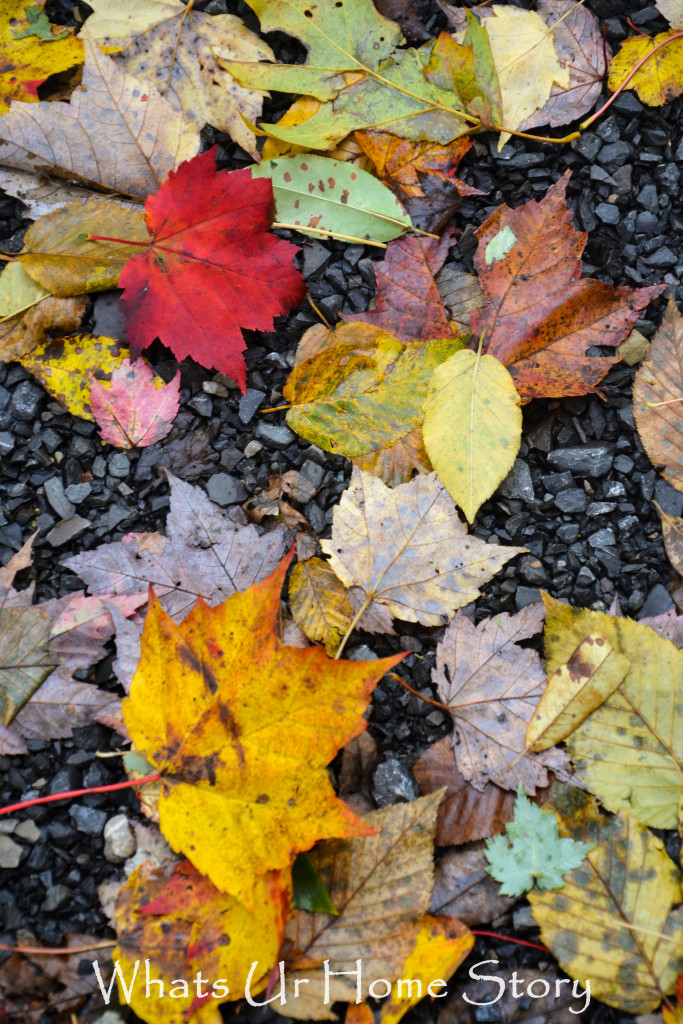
xmin=422 ymin=348 xmax=522 ymax=523
xmin=289 ymin=557 xmax=353 ymax=655
xmin=19 ymin=334 xmax=129 ymax=420
xmin=526 ymin=630 xmax=630 ymax=752
xmin=529 ymin=786 xmax=683 ymax=1014
xmin=608 ymin=31 xmax=683 ymax=106
xmin=0 ymin=1 xmax=83 ymax=113
xmin=123 ymin=555 xmax=402 ymax=907
xmin=544 ymin=594 xmax=683 ymax=828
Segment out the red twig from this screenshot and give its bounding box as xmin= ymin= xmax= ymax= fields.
xmin=0 ymin=940 xmax=115 ymax=955
xmin=0 ymin=773 xmax=161 ymax=817
xmin=389 ymin=671 xmax=451 ymax=710
xmin=471 ymin=930 xmax=549 ymax=952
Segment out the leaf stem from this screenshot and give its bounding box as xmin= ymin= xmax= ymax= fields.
xmin=0 ymin=940 xmax=116 ymax=956
xmin=470 ymin=930 xmax=549 ymax=952
xmin=581 ymin=30 xmax=683 ymax=129
xmin=308 ymin=294 xmax=331 ymax=328
xmin=644 ymin=396 xmax=683 ymax=408
xmin=0 ymin=773 xmax=161 ymax=817
xmin=271 ymin=222 xmax=388 ymax=248
xmin=260 ymin=404 xmax=290 ymax=413
xmin=334 ymin=593 xmax=374 ymax=659
xmin=88 ymin=234 xmax=149 ymax=247
xmin=390 ymin=671 xmax=451 ymax=710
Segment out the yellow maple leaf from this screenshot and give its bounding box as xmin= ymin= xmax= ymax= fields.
xmin=0 ymin=0 xmax=83 ymax=113
xmin=123 ymin=554 xmax=402 ymax=908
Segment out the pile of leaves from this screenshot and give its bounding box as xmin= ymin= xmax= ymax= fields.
xmin=1 ymin=0 xmax=683 ymax=1023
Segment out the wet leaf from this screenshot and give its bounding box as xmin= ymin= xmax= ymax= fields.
xmin=473 ymin=173 xmax=664 ymax=400
xmin=351 ymin=426 xmax=431 ymax=487
xmin=123 ymin=555 xmax=401 ymax=903
xmin=118 ymin=147 xmax=306 ymax=392
xmin=529 ymin=786 xmax=683 ymax=1014
xmin=89 ymin=359 xmax=180 ymax=449
xmin=422 ymin=347 xmax=522 ymax=522
xmin=658 ymin=0 xmax=683 ymax=27
xmin=85 ymin=0 xmax=273 ymax=159
xmin=430 ymin=841 xmax=515 ymax=926
xmin=0 ymin=29 xmax=200 ymax=199
xmin=19 ymin=333 xmax=128 ymax=420
xmin=0 ymin=168 xmax=90 ymax=218
xmin=634 ymin=299 xmax=683 ymax=494
xmin=0 ymin=261 xmax=49 ymax=320
xmin=289 ymin=557 xmax=354 ymax=655
xmin=608 ymin=30 xmax=683 ymax=106
xmin=0 ymin=288 xmax=87 ymax=363
xmin=320 ymin=468 xmax=524 ymax=627
xmin=0 ymin=0 xmax=82 ymax=113
xmin=252 ymin=154 xmax=412 ymax=242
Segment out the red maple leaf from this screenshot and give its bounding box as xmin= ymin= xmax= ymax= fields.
xmin=113 ymin=148 xmax=306 ymax=392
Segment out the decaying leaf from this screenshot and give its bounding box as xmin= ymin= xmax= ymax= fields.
xmin=434 ymin=265 xmax=486 ymax=334
xmin=85 ymin=0 xmax=273 ymax=159
xmin=0 ymin=0 xmax=83 ymax=113
xmin=526 ymin=630 xmax=630 ymax=752
xmin=20 ymin=334 xmax=129 ymax=421
xmin=473 ymin=173 xmax=664 ymax=400
xmin=352 ymin=426 xmax=431 ymax=487
xmin=634 ymin=299 xmax=683 ymax=494
xmin=19 ymin=198 xmax=147 ymax=296
xmin=430 ymin=841 xmax=515 ymax=926
xmin=282 ymin=794 xmax=472 ymax=1020
xmin=89 ymin=359 xmax=181 ymax=449
xmin=0 ymin=29 xmax=200 ymax=199
xmin=64 ymin=472 xmax=287 ymax=623
xmin=289 ymin=557 xmax=354 ymax=655
xmin=118 ymin=147 xmax=306 ymax=392
xmin=0 ymin=167 xmax=90 ymax=218
xmin=252 ymin=154 xmax=412 ymax=242
xmin=0 ymin=288 xmax=87 ymax=363
xmin=285 ymin=325 xmax=462 ymax=458
xmin=608 ymin=31 xmax=683 ymax=106
xmin=529 ymin=786 xmax=683 ymax=1014
xmin=544 ymin=594 xmax=683 ymax=828
xmin=434 ymin=605 xmax=571 ymax=793
xmin=320 ymin=469 xmax=524 ymax=627
xmin=112 ymin=859 xmax=290 ymax=1023
xmin=422 ymin=347 xmax=522 ymax=522
xmin=657 ymin=502 xmax=683 ymax=578
xmin=123 ymin=555 xmax=401 ymax=904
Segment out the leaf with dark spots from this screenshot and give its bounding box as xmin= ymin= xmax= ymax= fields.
xmin=123 ymin=553 xmax=402 ymax=905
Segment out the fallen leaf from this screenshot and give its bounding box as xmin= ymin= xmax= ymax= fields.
xmin=544 ymin=594 xmax=683 ymax=828
xmin=352 ymin=426 xmax=432 ymax=487
xmin=0 ymin=0 xmax=82 ymax=113
xmin=659 ymin=0 xmax=683 ymax=27
xmin=0 ymin=260 xmax=49 ymax=321
xmin=118 ymin=147 xmax=306 ymax=392
xmin=430 ymin=842 xmax=516 ymax=925
xmin=252 ymin=154 xmax=412 ymax=242
xmin=634 ymin=299 xmax=683 ymax=494
xmin=344 ymin=230 xmax=457 ymax=341
xmin=112 ymin=858 xmax=290 ymax=1023
xmin=434 ymin=605 xmax=571 ymax=793
xmin=434 ymin=265 xmax=486 ymax=333
xmin=424 ymin=22 xmax=502 ymax=131
xmin=20 ymin=333 xmax=129 ymax=421
xmin=244 ymin=471 xmax=316 ymax=529
xmin=64 ymin=472 xmax=287 ymax=623
xmin=135 ymin=408 xmax=219 ymax=482
xmin=472 ymin=173 xmax=664 ymax=400
xmin=373 ymin=0 xmax=430 ymax=44
xmin=123 ymin=554 xmax=402 ymax=904
xmin=608 ymin=31 xmax=683 ymax=106
xmin=526 ymin=630 xmax=630 ymax=751
xmin=320 ymin=469 xmax=524 ymax=627
xmin=423 ymin=347 xmax=522 ymax=522
xmin=289 ymin=557 xmax=354 ymax=655
xmin=19 ymin=198 xmax=147 ymax=296
xmin=413 ymin=736 xmax=519 ymax=846
xmin=529 ymin=786 xmax=683 ymax=1014
xmin=656 ymin=502 xmax=683 ymax=576
xmin=0 ymin=288 xmax=87 ymax=363
xmin=338 ymin=731 xmax=378 ymax=817
xmin=285 ymin=325 xmax=462 ymax=458
xmin=0 ymin=167 xmax=91 ymax=218
xmin=85 ymin=0 xmax=273 ymax=159
xmin=485 ymin=783 xmax=593 ymax=897
xmin=0 ymin=29 xmax=200 ymax=199
xmin=89 ymin=359 xmax=180 ymax=449
xmin=282 ymin=794 xmax=471 ymax=1019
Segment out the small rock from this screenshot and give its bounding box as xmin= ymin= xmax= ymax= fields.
xmin=426 ymin=710 xmax=445 ymax=726
xmin=616 ymin=329 xmax=649 ymax=365
xmin=300 ymin=459 xmax=325 ymax=490
xmin=588 ymin=527 xmax=617 ymax=549
xmin=97 ymin=506 xmax=133 ymax=533
xmin=0 ymin=431 xmax=14 ymax=455
xmin=598 ymin=140 xmax=632 ymax=168
xmin=515 ymin=585 xmax=542 ymax=609
xmin=14 ymin=819 xmax=41 ymax=843
xmin=614 ymin=454 xmax=634 ymax=474
xmin=498 ymin=459 xmax=534 ymax=502
xmin=654 ymin=478 xmax=683 ymax=517
xmin=372 ymin=756 xmax=419 ymax=807
xmin=256 ymin=422 xmax=296 ymax=448
xmin=242 ymin=440 xmax=263 ymax=458
xmin=238 ymin=389 xmax=266 ymax=425
xmin=576 ymin=566 xmax=596 ymax=587
xmin=109 ymin=452 xmax=130 ymax=478
xmin=637 ymin=584 xmax=675 ymax=620
xmin=555 ymin=489 xmax=587 ymax=513
xmin=92 ymin=292 xmax=124 ymax=338
xmin=95 ymin=1013 xmax=128 ymax=1024
xmin=586 ymin=501 xmax=616 ymax=516
xmin=206 ymin=473 xmax=247 ymax=506
xmin=10 ymin=381 xmax=42 ymax=421
xmin=548 ymin=444 xmax=614 ymax=477
xmin=44 ymin=476 xmax=75 ymax=519
xmin=187 ymin=393 xmax=213 ymax=417
xmin=46 ymin=515 xmax=92 ymax=546
xmin=603 ymin=480 xmax=626 ymax=499
xmin=103 ymin=814 xmax=137 ymax=863
xmin=220 ymin=447 xmax=244 ymax=470
xmin=303 ymin=241 xmax=331 ymax=278
xmin=557 ymin=523 xmax=579 ymax=543
xmin=65 ymin=482 xmax=92 ymax=504
xmin=596 ymin=547 xmax=621 ymax=575
xmin=644 ymin=246 xmax=677 ymax=268
xmin=0 ymin=835 xmax=23 ymax=868
xmin=595 ymin=202 xmax=620 ymax=225
xmin=541 ymin=471 xmax=574 ymax=494
xmin=637 ymin=184 xmax=659 ymax=214
xmin=69 ymin=804 xmax=107 ymax=836
xmin=348 ymin=645 xmax=378 ymax=661
xmin=203 ymin=380 xmax=229 ymax=397
xmin=512 ymin=905 xmax=536 ymax=931
xmin=41 ymin=884 xmax=72 ymax=912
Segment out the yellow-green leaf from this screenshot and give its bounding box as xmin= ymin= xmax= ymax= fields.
xmin=0 ymin=261 xmax=49 ymax=320
xmin=526 ymin=631 xmax=630 ymax=752
xmin=19 ymin=334 xmax=129 ymax=420
xmin=422 ymin=348 xmax=522 ymax=523
xmin=529 ymin=786 xmax=683 ymax=1014
xmin=289 ymin=558 xmax=354 ymax=655
xmin=544 ymin=594 xmax=683 ymax=828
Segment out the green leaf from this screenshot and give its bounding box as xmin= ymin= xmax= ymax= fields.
xmin=485 ymin=784 xmax=593 ymax=898
xmin=485 ymin=225 xmax=517 ymax=265
xmin=292 ymin=852 xmax=337 ymax=914
xmin=422 ymin=347 xmax=522 ymax=523
xmin=14 ymin=4 xmax=68 ymax=40
xmin=251 ymin=154 xmax=412 ymax=242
